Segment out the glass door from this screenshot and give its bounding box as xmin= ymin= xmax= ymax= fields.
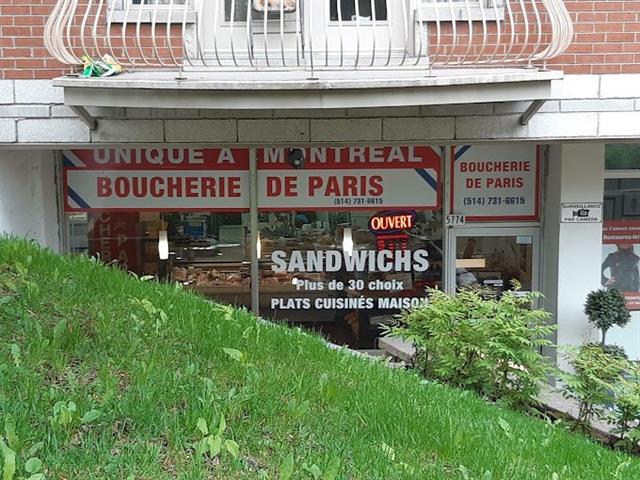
xmin=446 ymin=227 xmax=540 ymax=295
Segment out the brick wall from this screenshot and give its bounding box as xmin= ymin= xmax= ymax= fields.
xmin=0 ymin=1 xmax=67 ymax=79
xmin=0 ymin=1 xmax=639 ymax=79
xmin=0 ymin=0 xmax=183 ymax=80
xmin=549 ymin=1 xmax=640 ymax=74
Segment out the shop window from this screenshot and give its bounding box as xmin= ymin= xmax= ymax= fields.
xmin=257 ymin=210 xmax=442 ymax=349
xmin=67 ymin=211 xmax=251 ymax=306
xmin=603 ymin=178 xmax=640 ymax=302
xmin=66 ymin=207 xmax=443 ymax=349
xmin=455 ymin=234 xmax=534 ymax=293
xmin=605 ymin=144 xmax=640 ymax=170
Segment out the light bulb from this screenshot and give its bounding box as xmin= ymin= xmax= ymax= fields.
xmin=256 ymin=233 xmax=262 ymax=260
xmin=158 ymin=230 xmax=169 ymax=260
xmin=342 ymin=228 xmax=354 ymax=256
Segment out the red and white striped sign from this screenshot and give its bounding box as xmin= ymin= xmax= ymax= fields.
xmin=63 ymin=146 xmax=441 ymax=212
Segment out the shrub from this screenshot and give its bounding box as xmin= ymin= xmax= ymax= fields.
xmin=584 ymin=289 xmax=631 ymax=347
xmin=596 ymin=343 xmax=629 ymax=360
xmin=388 ymin=287 xmax=556 ymax=409
xmin=610 ymin=365 xmax=640 ymax=451
xmin=560 ymin=345 xmax=627 ymax=433
xmin=561 ymin=344 xmax=640 ymax=451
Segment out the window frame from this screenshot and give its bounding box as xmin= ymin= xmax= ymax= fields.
xmin=109 ymin=0 xmax=196 ymax=24
xmin=327 ymin=0 xmax=390 ymax=24
xmin=421 ymin=0 xmax=505 ymax=22
xmin=221 ymin=0 xmax=299 ymax=24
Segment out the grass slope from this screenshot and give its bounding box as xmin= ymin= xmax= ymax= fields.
xmin=0 ymin=238 xmax=638 ymax=480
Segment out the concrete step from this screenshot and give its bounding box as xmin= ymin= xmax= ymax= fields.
xmin=378 ymin=336 xmax=416 ymax=364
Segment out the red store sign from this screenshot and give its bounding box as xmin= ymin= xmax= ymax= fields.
xmin=63 ymin=146 xmax=441 ymax=212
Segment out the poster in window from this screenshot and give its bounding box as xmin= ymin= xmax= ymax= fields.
xmin=602 ymin=221 xmax=640 ymax=310
xmin=622 ymin=191 xmax=640 ymax=216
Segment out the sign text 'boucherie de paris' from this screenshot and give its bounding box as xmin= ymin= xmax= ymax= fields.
xmin=451 ymin=144 xmax=540 ymax=222
xmin=63 ymin=146 xmax=441 ymax=212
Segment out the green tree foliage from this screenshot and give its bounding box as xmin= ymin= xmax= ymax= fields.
xmin=561 ymin=345 xmax=640 ymax=451
xmin=560 ymin=345 xmax=627 ymax=432
xmin=584 ymin=289 xmax=630 ymax=346
xmin=389 ymin=287 xmax=556 ymax=409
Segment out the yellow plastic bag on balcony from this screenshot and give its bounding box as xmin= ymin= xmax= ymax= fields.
xmin=81 ymin=55 xmax=123 ymax=78
xmin=102 ymin=55 xmax=123 ymax=75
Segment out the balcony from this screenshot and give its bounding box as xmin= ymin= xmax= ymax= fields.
xmin=45 ymin=1 xmax=574 ymax=121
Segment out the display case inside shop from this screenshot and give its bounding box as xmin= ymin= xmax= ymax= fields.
xmin=139 ymin=212 xmax=251 ymax=304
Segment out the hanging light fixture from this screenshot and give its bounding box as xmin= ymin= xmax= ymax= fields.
xmin=342 ymin=227 xmax=354 ymax=256
xmin=158 ymin=230 xmax=169 ymax=260
xmin=256 ymin=233 xmax=262 ymax=260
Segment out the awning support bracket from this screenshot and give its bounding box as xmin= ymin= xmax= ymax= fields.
xmin=520 ymin=99 xmax=546 ymax=126
xmin=69 ymin=105 xmax=97 ymax=130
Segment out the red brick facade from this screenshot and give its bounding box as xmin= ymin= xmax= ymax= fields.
xmin=0 ymin=0 xmax=638 ymax=79
xmin=0 ymin=0 xmax=67 ymax=79
xmin=550 ymin=1 xmax=640 ymax=74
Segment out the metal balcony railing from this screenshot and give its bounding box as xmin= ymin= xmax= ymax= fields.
xmin=44 ymin=0 xmax=573 ymax=75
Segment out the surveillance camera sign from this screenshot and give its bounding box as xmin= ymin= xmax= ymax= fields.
xmin=560 ymin=203 xmax=603 ymax=223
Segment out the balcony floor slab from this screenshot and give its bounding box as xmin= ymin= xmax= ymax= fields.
xmin=53 ymin=67 xmax=563 ymax=111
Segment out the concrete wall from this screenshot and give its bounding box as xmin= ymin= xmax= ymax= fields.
xmin=543 ymin=144 xmax=606 ymax=364
xmin=4 ymin=75 xmax=640 ymax=145
xmin=609 ymin=312 xmax=640 ymax=361
xmin=0 ymin=150 xmax=59 ymax=251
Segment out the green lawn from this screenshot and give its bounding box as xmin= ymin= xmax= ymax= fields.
xmin=0 ymin=238 xmax=638 ymax=480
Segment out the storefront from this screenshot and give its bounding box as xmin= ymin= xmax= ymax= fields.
xmin=601 ymin=145 xmax=640 ymax=359
xmin=62 ymin=143 xmax=541 ymax=348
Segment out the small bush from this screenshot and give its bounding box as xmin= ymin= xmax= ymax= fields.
xmin=561 ymin=344 xmax=640 ymax=451
xmin=388 ymin=287 xmax=556 ymax=409
xmin=596 ymin=343 xmax=629 ymax=360
xmin=610 ymin=366 xmax=640 ymax=451
xmin=560 ymin=345 xmax=627 ymax=432
xmin=584 ymin=289 xmax=630 ymax=347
